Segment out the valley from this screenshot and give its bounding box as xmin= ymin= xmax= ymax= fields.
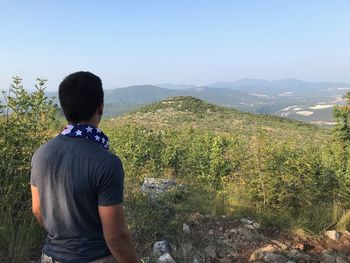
xmin=48 ymin=78 xmax=349 ymax=125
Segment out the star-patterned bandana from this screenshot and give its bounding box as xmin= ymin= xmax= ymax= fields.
xmin=61 ymin=124 xmax=109 ymax=150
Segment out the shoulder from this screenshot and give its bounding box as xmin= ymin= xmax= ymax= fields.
xmin=32 ymin=135 xmax=62 ymax=162
xmin=101 ymin=153 xmax=124 ymax=172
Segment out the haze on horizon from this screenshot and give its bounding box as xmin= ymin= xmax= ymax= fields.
xmin=1 ymin=1 xmax=350 ymax=91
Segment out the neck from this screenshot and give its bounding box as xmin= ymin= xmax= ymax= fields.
xmin=69 ymin=114 xmax=101 ymax=128
xmin=78 ymin=121 xmax=99 ymax=128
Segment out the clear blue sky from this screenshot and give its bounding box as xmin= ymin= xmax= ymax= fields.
xmin=1 ymin=0 xmax=350 ymax=91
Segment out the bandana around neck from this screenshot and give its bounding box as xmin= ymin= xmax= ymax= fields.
xmin=61 ymin=124 xmax=109 ymax=150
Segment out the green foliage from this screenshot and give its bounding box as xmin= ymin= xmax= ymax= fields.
xmin=2 ymin=84 xmax=350 ymax=261
xmin=104 ymin=125 xmax=165 ymax=182
xmin=0 ymin=77 xmax=57 ymax=262
xmin=334 ymin=92 xmax=350 ymax=146
xmin=163 ymin=130 xmax=235 ymax=189
xmin=242 ymin=131 xmax=337 ymax=211
xmin=104 ymin=125 xmax=237 ymax=189
xmin=124 ymin=186 xmax=190 ymax=256
xmin=104 ymin=98 xmax=349 ymax=233
xmin=137 ymin=96 xmax=223 ymax=114
xmin=332 ymin=92 xmax=350 ymax=205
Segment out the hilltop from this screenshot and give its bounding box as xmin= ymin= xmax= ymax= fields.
xmin=107 ymin=96 xmax=330 ymax=144
xmin=102 ymin=96 xmax=349 ymax=262
xmin=137 ymin=96 xmax=223 ymax=114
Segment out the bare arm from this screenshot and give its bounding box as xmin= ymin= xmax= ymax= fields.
xmin=31 ymin=185 xmax=43 ymax=226
xmin=99 ymin=205 xmax=139 ymax=263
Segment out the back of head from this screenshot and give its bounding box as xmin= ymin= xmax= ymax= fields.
xmin=59 ymin=71 xmax=104 ymax=123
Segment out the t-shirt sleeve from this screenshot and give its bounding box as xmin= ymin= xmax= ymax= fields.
xmin=97 ymin=156 xmax=125 ymax=206
xmin=30 ymin=150 xmax=39 ymax=187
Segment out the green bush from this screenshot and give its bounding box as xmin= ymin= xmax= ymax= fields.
xmin=0 ymin=77 xmax=57 ymax=262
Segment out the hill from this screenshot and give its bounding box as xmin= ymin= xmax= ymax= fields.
xmin=48 ymin=78 xmax=350 ymax=124
xmin=107 ymin=96 xmax=330 ymax=144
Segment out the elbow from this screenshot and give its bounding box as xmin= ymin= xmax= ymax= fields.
xmin=105 ymin=230 xmax=131 ymax=247
xmin=32 ymin=207 xmax=40 ymax=217
xmin=32 ymin=207 xmax=42 ymax=222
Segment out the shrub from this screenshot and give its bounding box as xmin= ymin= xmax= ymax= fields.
xmin=0 ymin=77 xmax=57 ymax=262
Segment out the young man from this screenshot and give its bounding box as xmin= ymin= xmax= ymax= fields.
xmin=30 ymin=71 xmax=139 ymax=263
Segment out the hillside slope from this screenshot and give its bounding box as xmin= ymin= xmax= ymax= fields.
xmin=48 ymin=79 xmax=349 ymax=123
xmin=107 ymin=96 xmax=330 ymax=143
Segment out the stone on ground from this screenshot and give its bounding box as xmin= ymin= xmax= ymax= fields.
xmin=157 ymin=253 xmax=176 ymax=263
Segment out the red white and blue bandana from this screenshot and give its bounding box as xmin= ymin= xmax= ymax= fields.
xmin=61 ymin=124 xmax=109 ymax=150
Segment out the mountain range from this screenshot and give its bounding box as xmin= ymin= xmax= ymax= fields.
xmin=48 ymin=78 xmax=350 ymax=125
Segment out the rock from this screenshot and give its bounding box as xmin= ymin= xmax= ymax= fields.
xmin=249 ymin=251 xmax=262 ymax=261
xmin=153 ymin=240 xmax=172 ymax=257
xmin=263 ymin=252 xmax=289 ymax=263
xmin=183 ymin=223 xmax=191 ymax=234
xmin=322 ymin=253 xmax=336 ymax=263
xmin=293 ymin=243 xmax=304 ymax=251
xmin=204 ymin=246 xmax=217 ymax=258
xmin=324 ymin=230 xmax=341 ymax=241
xmin=229 ymin=228 xmax=238 ymax=234
xmin=288 ymin=250 xmax=311 ymax=261
xmin=180 ymin=242 xmax=193 ymax=257
xmin=157 ymin=253 xmax=176 ymax=263
xmin=253 ymin=222 xmax=261 ymax=229
xmin=192 ymin=252 xmax=205 ymax=263
xmin=141 ymin=178 xmax=176 ymax=195
xmin=244 ymin=224 xmax=256 ymax=230
xmin=216 ymin=247 xmax=227 ymax=258
xmin=209 ymin=229 xmax=214 ymax=235
xmin=250 ymin=245 xmax=279 ymax=261
xmin=237 ymin=226 xmax=257 ymax=241
xmin=240 ymin=218 xmax=254 ymax=225
xmin=335 ymin=257 xmax=348 ymax=263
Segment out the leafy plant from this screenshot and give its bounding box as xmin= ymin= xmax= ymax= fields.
xmin=0 ymin=77 xmax=57 ymax=262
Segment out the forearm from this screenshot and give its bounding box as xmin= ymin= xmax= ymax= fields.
xmin=106 ymin=230 xmax=139 ymax=263
xmin=33 ymin=211 xmax=44 ymax=226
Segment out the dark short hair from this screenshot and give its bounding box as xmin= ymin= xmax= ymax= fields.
xmin=59 ymin=71 xmax=104 ymax=123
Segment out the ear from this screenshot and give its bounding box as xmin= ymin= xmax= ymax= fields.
xmin=97 ymin=103 xmax=104 ymax=115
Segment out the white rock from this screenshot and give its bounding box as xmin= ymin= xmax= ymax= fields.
xmin=153 ymin=240 xmax=172 ymax=257
xmin=324 ymin=230 xmax=340 ymax=241
xmin=157 ymin=253 xmax=176 ymax=263
xmin=183 ymin=223 xmax=191 ymax=234
xmin=253 ymin=222 xmax=261 ymax=229
xmin=244 ymin=224 xmax=256 ymax=230
xmin=141 ymin=178 xmax=176 ymax=194
xmin=240 ymin=218 xmax=254 ymax=224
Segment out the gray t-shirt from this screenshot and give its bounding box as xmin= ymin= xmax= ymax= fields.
xmin=30 ymin=134 xmax=124 ymax=262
